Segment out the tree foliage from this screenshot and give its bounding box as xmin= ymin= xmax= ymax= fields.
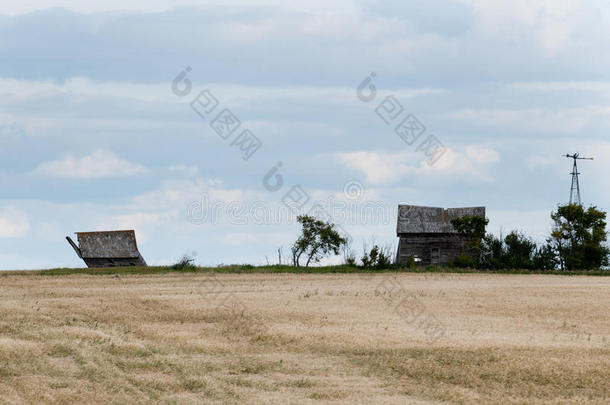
xmin=291 ymin=215 xmax=347 ymax=267
xmin=450 ymin=215 xmax=488 ymax=240
xmin=450 ymin=215 xmax=489 ymax=263
xmin=550 ymin=204 xmax=609 ymax=270
xmin=532 ymin=243 xmax=558 ymax=270
xmin=479 ymin=231 xmax=557 ymax=270
xmin=472 ymin=204 xmax=610 ymax=271
xmin=504 ymin=231 xmax=537 ymax=269
xmin=361 ymin=244 xmax=394 ymax=269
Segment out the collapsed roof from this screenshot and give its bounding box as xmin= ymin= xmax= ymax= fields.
xmin=66 ymin=230 xmax=147 ymax=267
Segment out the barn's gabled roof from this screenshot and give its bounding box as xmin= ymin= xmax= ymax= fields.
xmin=396 ymin=205 xmax=486 ymax=234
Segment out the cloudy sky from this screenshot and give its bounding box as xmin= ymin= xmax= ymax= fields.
xmin=1 ymin=0 xmax=609 ymax=269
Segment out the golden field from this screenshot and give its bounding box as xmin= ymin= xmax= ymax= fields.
xmin=0 ymin=272 xmax=609 ymax=404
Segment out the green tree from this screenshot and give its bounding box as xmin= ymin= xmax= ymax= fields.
xmin=532 ymin=242 xmax=558 ymax=270
xmin=481 ymin=233 xmax=504 ymax=269
xmin=503 ymin=231 xmax=536 ymax=269
xmin=480 ymin=232 xmax=557 ymax=270
xmin=450 ymin=215 xmax=489 ymax=265
xmin=550 ymin=204 xmax=609 ymax=270
xmin=451 ymin=215 xmax=488 ymax=239
xmin=291 ymin=215 xmax=347 ymax=267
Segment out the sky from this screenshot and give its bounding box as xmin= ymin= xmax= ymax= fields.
xmin=1 ymin=0 xmax=609 ymax=269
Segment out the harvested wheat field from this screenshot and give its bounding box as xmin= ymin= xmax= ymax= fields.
xmin=0 ymin=272 xmax=609 ymax=404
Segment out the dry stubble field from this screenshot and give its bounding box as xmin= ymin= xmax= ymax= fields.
xmin=0 ymin=272 xmax=609 ymax=404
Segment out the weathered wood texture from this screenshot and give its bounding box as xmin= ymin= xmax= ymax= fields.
xmin=396 ymin=233 xmax=473 ymax=265
xmin=396 ymin=205 xmax=485 ymax=266
xmin=76 ymin=230 xmax=142 ymax=259
xmin=66 ymin=230 xmax=147 ymax=267
xmin=397 ymin=205 xmax=485 ymax=234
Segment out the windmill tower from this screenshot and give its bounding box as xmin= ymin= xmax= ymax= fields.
xmin=564 ymin=153 xmax=593 ymax=206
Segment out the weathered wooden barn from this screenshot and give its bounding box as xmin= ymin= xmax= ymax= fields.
xmin=66 ymin=230 xmax=147 ymax=267
xmin=396 ymin=205 xmax=486 ymax=266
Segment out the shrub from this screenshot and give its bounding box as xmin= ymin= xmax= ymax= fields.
xmin=172 ymin=254 xmax=197 ymax=270
xmin=404 ymin=255 xmax=416 ymax=269
xmin=342 ymin=237 xmax=357 ymax=266
xmin=361 ymin=245 xmax=394 ymax=269
xmin=449 ymin=254 xmax=477 ymax=268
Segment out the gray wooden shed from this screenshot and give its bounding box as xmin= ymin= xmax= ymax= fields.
xmin=66 ymin=230 xmax=147 ymax=267
xmin=396 ymin=205 xmax=486 ymax=266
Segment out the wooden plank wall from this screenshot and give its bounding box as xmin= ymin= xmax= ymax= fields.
xmin=396 ymin=233 xmax=472 ymax=266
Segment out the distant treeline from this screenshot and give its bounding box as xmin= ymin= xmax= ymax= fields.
xmin=450 ymin=204 xmax=609 ymax=271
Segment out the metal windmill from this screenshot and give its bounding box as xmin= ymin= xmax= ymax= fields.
xmin=564 ymin=153 xmax=593 ymax=206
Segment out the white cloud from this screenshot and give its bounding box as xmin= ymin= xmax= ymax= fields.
xmin=337 ymin=146 xmax=500 ymax=185
xmin=337 ymin=151 xmax=402 ymax=185
xmin=168 ymin=164 xmax=199 ymax=175
xmin=102 ymin=178 xmax=265 ymax=241
xmin=445 ymin=106 xmax=610 ymax=134
xmin=106 ymin=212 xmax=176 ymax=243
xmin=34 ymin=150 xmax=148 ymax=179
xmin=1 ymin=1 xmax=609 ymax=271
xmin=0 ymin=207 xmax=30 ymax=238
xmin=510 ymin=81 xmax=610 ymax=93
xmin=0 ymin=0 xmax=361 ymax=16
xmin=466 ymin=146 xmax=500 ymax=165
xmin=125 ymin=179 xmax=245 ymax=212
xmin=464 ymin=0 xmax=586 ymax=54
